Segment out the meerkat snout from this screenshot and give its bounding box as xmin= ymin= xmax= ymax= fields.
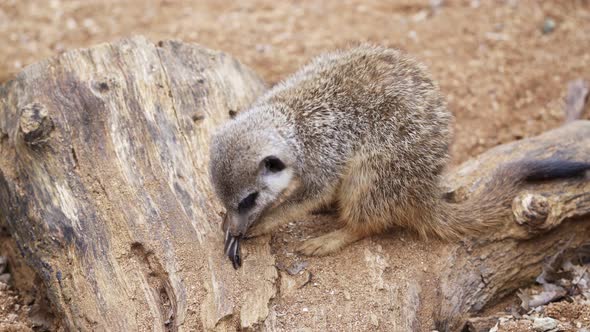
xmin=220 ymin=157 xmax=289 ymax=235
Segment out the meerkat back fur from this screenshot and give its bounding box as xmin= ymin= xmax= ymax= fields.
xmin=209 ymin=45 xmax=590 ymax=259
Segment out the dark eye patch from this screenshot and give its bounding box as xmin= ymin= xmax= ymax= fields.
xmin=264 ymin=156 xmax=286 ymax=173
xmin=238 ymin=192 xmax=258 ymax=213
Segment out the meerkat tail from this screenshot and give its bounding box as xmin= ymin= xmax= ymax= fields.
xmin=431 ymin=159 xmax=590 ymax=240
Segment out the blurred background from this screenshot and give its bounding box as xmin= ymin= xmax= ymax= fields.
xmin=1 ymin=0 xmax=589 ymax=165
xmin=0 ymin=1 xmax=589 ymax=329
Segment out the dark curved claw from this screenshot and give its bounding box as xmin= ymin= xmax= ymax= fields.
xmin=224 ymin=229 xmax=242 ymax=269
xmin=230 ymin=237 xmax=242 ymax=269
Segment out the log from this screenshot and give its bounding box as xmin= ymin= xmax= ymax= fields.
xmin=0 ymin=36 xmax=589 ymax=331
xmin=0 ymin=36 xmax=272 ymax=331
xmin=437 ymin=120 xmax=590 ymax=330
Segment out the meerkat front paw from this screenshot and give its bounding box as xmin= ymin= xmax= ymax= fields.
xmin=245 ymin=219 xmax=277 ymax=238
xmin=298 ymin=228 xmax=359 ymax=256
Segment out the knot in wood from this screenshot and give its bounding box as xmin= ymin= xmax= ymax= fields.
xmin=19 ymin=102 xmax=54 ymax=145
xmin=512 ymin=193 xmax=550 ymax=228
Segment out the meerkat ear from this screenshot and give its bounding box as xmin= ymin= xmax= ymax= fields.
xmin=262 ymin=156 xmax=286 ymax=173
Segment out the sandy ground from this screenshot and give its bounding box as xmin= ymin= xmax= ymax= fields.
xmin=1 ymin=0 xmax=590 ymax=330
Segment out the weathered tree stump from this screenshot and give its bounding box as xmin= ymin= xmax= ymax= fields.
xmin=0 ymin=36 xmax=588 ymax=331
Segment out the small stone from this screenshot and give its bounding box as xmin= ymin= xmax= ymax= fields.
xmin=287 ymin=261 xmax=308 ymax=275
xmin=532 ymin=317 xmax=558 ymax=331
xmin=485 ymin=32 xmax=509 ymax=41
xmin=430 ymin=0 xmax=444 ymax=11
xmin=279 ymin=271 xmax=312 ymax=296
xmin=279 ymin=273 xmax=298 ymax=296
xmin=255 ymin=44 xmax=271 ymax=53
xmin=489 ymin=323 xmax=499 ymax=332
xmin=66 ymin=18 xmax=77 ymax=30
xmin=343 ymin=290 xmax=351 ymax=301
xmin=0 ymin=273 xmax=11 ymax=284
xmin=370 ymin=313 xmax=379 ymax=326
xmin=564 ymin=79 xmax=589 ymax=123
xmin=412 ymin=10 xmax=429 ymax=22
xmin=302 ymin=307 xmax=309 ymax=312
xmin=542 ymin=18 xmax=556 ymax=34
xmin=7 ymin=313 xmax=18 ymax=322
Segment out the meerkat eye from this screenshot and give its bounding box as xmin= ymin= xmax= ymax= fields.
xmin=238 ymin=192 xmax=258 ymax=213
xmin=263 ymin=156 xmax=286 ymax=173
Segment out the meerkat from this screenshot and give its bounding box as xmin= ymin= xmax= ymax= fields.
xmin=209 ymin=45 xmax=590 ymax=268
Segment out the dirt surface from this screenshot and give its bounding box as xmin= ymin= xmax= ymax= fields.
xmin=0 ymin=283 xmax=32 ymax=332
xmin=492 ymin=295 xmax=590 ymax=332
xmin=0 ymin=231 xmax=61 ymax=332
xmin=0 ymin=270 xmax=59 ymax=332
xmin=492 ymin=258 xmax=590 ymax=332
xmin=498 ymin=298 xmax=590 ymax=332
xmin=1 ymin=0 xmax=590 ymax=330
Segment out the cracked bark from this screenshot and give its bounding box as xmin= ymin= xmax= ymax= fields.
xmin=0 ymin=36 xmax=272 ymax=331
xmin=0 ymin=37 xmax=589 ymax=331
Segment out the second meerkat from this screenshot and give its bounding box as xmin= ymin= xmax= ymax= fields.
xmin=209 ymin=45 xmax=590 ymax=264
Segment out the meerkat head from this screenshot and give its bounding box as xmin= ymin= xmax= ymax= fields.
xmin=209 ymin=109 xmax=298 ymax=241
